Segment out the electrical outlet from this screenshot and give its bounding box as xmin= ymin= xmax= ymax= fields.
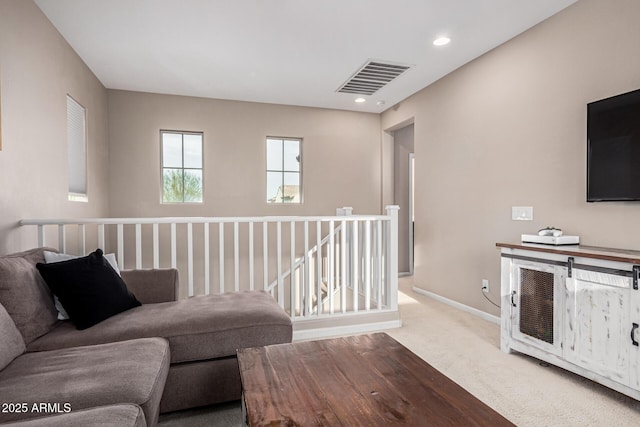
xmin=482 ymin=279 xmax=490 ymax=293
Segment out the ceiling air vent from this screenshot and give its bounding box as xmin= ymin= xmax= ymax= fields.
xmin=337 ymin=60 xmax=412 ymax=96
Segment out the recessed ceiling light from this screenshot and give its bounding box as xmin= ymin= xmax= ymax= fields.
xmin=376 ymin=100 xmax=386 ymax=107
xmin=355 ymin=98 xmax=366 ymax=103
xmin=433 ymin=36 xmax=451 ymax=46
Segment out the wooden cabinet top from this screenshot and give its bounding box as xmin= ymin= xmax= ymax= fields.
xmin=496 ymin=242 xmax=640 ymax=264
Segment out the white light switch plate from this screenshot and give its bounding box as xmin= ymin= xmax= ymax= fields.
xmin=512 ymin=206 xmax=533 ymax=221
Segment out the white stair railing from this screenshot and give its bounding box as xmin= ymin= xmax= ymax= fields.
xmin=20 ymin=206 xmax=399 ymax=320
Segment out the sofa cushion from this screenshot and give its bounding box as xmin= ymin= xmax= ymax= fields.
xmin=120 ymin=268 xmax=179 ymax=304
xmin=36 ymin=249 xmax=141 ymax=330
xmin=0 ymin=248 xmax=58 ymax=343
xmin=0 ymin=338 xmax=169 ymax=425
xmin=0 ymin=302 xmax=26 ymax=371
xmin=0 ymin=404 xmax=146 ymax=427
xmin=28 ymin=290 xmax=293 ymax=364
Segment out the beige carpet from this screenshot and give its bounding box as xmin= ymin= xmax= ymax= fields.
xmin=159 ymin=276 xmax=640 ymax=426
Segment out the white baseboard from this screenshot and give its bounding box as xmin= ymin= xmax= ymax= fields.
xmin=292 ymin=319 xmax=403 ymax=342
xmin=411 ymin=286 xmax=500 ymax=325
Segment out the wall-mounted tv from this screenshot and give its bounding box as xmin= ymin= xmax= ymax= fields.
xmin=587 ymin=88 xmax=640 ymax=202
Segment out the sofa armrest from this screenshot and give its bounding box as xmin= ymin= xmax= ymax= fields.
xmin=120 ymin=268 xmax=180 ymax=304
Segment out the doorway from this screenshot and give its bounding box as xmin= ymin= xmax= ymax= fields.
xmin=392 ymin=124 xmax=414 ymax=276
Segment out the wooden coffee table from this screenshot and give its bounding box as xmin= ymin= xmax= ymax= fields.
xmin=237 ymin=332 xmax=514 ymax=426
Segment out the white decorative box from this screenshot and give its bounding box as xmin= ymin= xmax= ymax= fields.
xmin=521 ymin=234 xmax=580 ymax=245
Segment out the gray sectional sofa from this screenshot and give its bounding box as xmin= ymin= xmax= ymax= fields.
xmin=0 ymin=248 xmax=293 ymax=426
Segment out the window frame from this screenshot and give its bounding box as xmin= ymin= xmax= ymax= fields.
xmin=160 ymin=130 xmax=204 ymax=204
xmin=266 ymin=136 xmax=303 ymax=205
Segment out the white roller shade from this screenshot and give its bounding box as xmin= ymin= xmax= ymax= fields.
xmin=67 ymin=95 xmax=87 ymax=197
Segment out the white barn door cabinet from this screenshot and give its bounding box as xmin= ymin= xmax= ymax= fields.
xmin=498 ymin=243 xmax=640 ymax=400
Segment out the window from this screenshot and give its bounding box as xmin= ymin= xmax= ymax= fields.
xmin=161 ymin=131 xmax=203 ymax=203
xmin=266 ymin=137 xmax=301 ymax=204
xmin=67 ymin=95 xmax=87 ymax=202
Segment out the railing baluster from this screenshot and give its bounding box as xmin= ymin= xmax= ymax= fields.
xmin=170 ymin=223 xmax=177 ymax=269
xmin=79 ymin=224 xmax=86 ymax=255
xmin=219 ymin=223 xmax=225 ymax=294
xmin=276 ymin=221 xmax=283 ymax=308
xmin=352 ymin=220 xmax=359 ymax=313
xmin=98 ymin=224 xmax=105 ymax=251
xmin=152 ymin=223 xmax=159 ymax=268
xmin=329 ymin=220 xmax=335 ymax=314
xmin=365 ymin=220 xmax=371 ymax=311
xmin=58 ymin=224 xmax=66 ymax=254
xmin=341 ymin=219 xmax=347 ymax=313
xmin=187 ymin=222 xmax=194 ymax=297
xmin=304 ymin=221 xmax=310 ymax=317
xmin=249 ymin=222 xmax=254 ymax=291
xmin=290 ymin=221 xmax=296 ymax=318
xmin=37 ymin=225 xmax=45 ymax=247
xmin=204 ymin=222 xmax=210 ymax=295
xmin=263 ymin=222 xmax=268 ymax=291
xmin=316 ymin=221 xmax=322 ymax=315
xmin=377 ymin=220 xmax=383 ymax=310
xmin=135 ymin=224 xmax=142 ymax=269
xmin=234 ymin=222 xmax=240 ymax=292
xmin=342 ymin=207 xmax=353 ymax=297
xmin=117 ymin=224 xmax=124 ymax=270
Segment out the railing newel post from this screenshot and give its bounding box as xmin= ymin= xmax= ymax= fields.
xmin=385 ymin=205 xmax=400 ymax=311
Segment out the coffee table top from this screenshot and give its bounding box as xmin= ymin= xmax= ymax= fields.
xmin=237 ymin=332 xmax=514 ymax=426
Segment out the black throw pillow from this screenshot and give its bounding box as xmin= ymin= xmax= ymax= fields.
xmin=36 ymin=249 xmax=141 ymax=330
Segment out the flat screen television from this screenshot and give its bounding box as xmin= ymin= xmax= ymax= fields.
xmin=587 ymin=88 xmax=640 ymax=202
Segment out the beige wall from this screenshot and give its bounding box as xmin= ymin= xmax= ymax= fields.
xmin=0 ymin=0 xmax=109 ymax=254
xmin=107 ymin=91 xmax=382 ymax=296
xmin=381 ymin=0 xmax=640 ymax=316
xmin=108 ymin=90 xmax=381 ymax=219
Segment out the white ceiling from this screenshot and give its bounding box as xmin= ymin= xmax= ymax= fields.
xmin=35 ymin=0 xmax=578 ymax=113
